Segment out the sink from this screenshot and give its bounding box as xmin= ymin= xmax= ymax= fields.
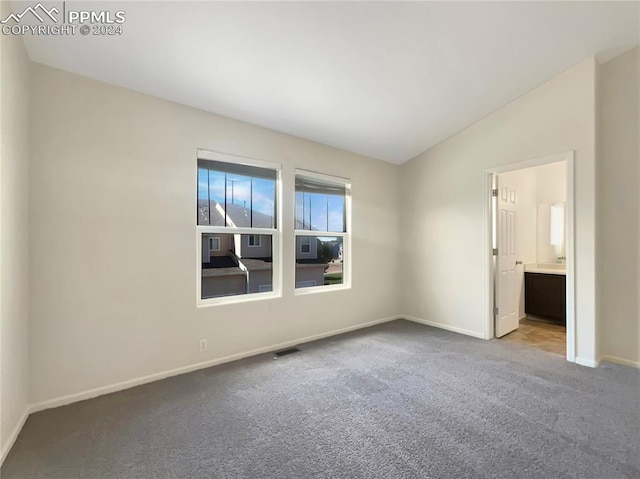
xmin=525 ymin=263 xmax=566 ymax=275
xmin=534 ymin=263 xmax=565 ymax=270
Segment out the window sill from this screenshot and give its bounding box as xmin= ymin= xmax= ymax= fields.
xmin=294 ymin=284 xmax=351 ymax=296
xmin=197 ymin=291 xmax=281 ymax=308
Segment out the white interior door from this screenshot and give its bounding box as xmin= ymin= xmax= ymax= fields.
xmin=496 ymin=183 xmax=519 ymax=337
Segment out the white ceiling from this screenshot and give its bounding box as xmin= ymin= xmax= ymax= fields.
xmin=19 ymin=1 xmax=640 ymax=164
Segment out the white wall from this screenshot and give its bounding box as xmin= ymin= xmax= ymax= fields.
xmin=399 ymin=57 xmax=597 ymax=363
xmin=28 ymin=64 xmax=401 ymax=405
xmin=597 ymin=46 xmax=639 ymax=366
xmin=536 ymin=162 xmax=567 ymax=205
xmin=0 ymin=1 xmax=30 ymax=460
xmin=536 ymin=162 xmax=567 ymax=263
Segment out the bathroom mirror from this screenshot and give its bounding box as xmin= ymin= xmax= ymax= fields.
xmin=537 ymin=202 xmax=565 ymax=263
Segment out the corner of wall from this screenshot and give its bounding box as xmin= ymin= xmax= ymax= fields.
xmin=0 ymin=0 xmax=31 ymax=464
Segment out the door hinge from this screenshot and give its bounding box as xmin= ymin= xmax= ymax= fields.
xmin=492 ymin=248 xmax=498 ymax=256
xmin=492 ymin=189 xmax=498 ymax=197
xmin=493 ymin=306 xmax=499 ymax=316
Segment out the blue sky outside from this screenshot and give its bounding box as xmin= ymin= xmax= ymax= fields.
xmin=199 ymin=168 xmax=344 ymax=233
xmin=295 ymin=191 xmax=344 ymax=232
xmin=198 ymin=168 xmax=276 ymax=225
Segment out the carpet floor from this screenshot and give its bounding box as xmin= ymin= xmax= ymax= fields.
xmin=2 ymin=320 xmax=639 ymax=478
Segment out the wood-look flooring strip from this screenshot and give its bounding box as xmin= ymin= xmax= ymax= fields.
xmin=500 ymin=318 xmax=566 ymax=356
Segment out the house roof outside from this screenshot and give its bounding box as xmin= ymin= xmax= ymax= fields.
xmin=198 ymin=200 xmax=275 ymax=229
xmin=240 ymin=258 xmax=272 ymax=271
xmin=201 ymin=267 xmax=244 ymax=278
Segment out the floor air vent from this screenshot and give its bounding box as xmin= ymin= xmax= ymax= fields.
xmin=274 ymin=347 xmax=300 ymax=358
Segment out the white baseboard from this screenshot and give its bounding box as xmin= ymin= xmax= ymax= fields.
xmin=1 ymin=407 xmax=29 ymax=465
xmin=30 ymin=315 xmax=402 ymax=414
xmin=600 ymin=355 xmax=640 ymax=369
xmin=575 ymin=356 xmax=600 ymax=368
xmin=403 ymin=315 xmax=485 ymax=339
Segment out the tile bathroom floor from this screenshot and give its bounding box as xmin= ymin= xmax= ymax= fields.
xmin=501 ymin=317 xmax=566 ymax=356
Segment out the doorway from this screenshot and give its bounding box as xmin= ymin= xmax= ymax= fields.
xmin=485 ymin=152 xmax=575 ymax=361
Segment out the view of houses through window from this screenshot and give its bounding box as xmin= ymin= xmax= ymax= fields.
xmin=198 ymin=156 xmax=278 ymax=301
xmin=201 ymin=233 xmax=273 ymax=298
xmin=197 ymin=153 xmax=349 ymax=303
xmin=295 ymin=235 xmax=344 ymax=288
xmin=295 ymin=172 xmax=349 ymax=290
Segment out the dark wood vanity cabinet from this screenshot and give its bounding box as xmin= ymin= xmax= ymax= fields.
xmin=524 ymin=273 xmax=566 ymax=324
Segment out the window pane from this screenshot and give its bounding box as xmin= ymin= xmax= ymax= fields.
xmin=310 ymin=193 xmax=328 ymax=231
xmin=226 ymin=174 xmax=251 ymax=227
xmin=198 ymin=168 xmax=210 ymax=225
xmin=251 ymin=178 xmax=276 ymax=228
xmin=295 ymin=191 xmax=305 ymax=229
xmin=208 ymin=170 xmax=226 ymax=227
xmin=328 ymin=195 xmax=345 ymax=232
xmin=197 ymin=159 xmax=277 ymax=229
xmin=201 ymin=233 xmax=273 ymax=299
xmin=295 ymin=175 xmax=346 ymax=233
xmin=295 ymin=236 xmax=343 ymax=288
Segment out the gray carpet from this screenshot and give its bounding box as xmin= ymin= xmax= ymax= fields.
xmin=3 ymin=320 xmax=639 ymax=479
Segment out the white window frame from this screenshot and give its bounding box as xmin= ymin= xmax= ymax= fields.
xmin=197 ymin=149 xmax=282 ymax=307
xmin=209 ymin=236 xmax=221 ymax=252
xmin=294 ymin=169 xmax=351 ymax=295
xmin=248 ymin=235 xmax=261 ymax=247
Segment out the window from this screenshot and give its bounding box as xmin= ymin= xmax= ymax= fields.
xmin=198 ymin=156 xmax=277 ymax=228
xmin=295 ymin=171 xmax=350 ymax=292
xmin=197 ymin=150 xmax=280 ymax=305
xmin=300 ymin=236 xmax=311 ymax=254
xmin=248 ymin=235 xmax=261 ymax=247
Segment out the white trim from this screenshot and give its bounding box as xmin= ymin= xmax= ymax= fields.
xmin=198 ymin=290 xmax=280 ymax=308
xmin=403 ymin=315 xmax=486 ymax=339
xmin=294 ymin=230 xmax=348 ymax=238
xmin=484 ymin=151 xmax=577 ymax=362
xmin=575 ymin=356 xmax=601 ymax=368
xmin=565 ymin=156 xmax=576 ymax=362
xmin=484 ymin=170 xmax=495 ymax=340
xmin=294 ymin=168 xmax=350 ymax=185
xmin=28 ymin=315 xmax=402 ymax=415
xmin=485 ymin=151 xmax=574 ymax=174
xmin=1 ymin=407 xmax=29 ymax=465
xmin=198 ymin=226 xmax=277 ymax=236
xmin=197 ymin=148 xmax=282 ymax=172
xmin=294 ymin=283 xmax=348 ymax=295
xmin=600 ymin=355 xmax=640 ymax=369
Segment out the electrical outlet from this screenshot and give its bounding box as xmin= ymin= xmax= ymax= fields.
xmin=199 ymin=339 xmax=208 ymax=352
xmin=419 ymin=303 xmax=425 ymax=314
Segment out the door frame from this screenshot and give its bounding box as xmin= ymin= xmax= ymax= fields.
xmin=484 ymin=151 xmax=576 ymax=362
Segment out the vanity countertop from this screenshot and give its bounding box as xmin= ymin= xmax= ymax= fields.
xmin=524 ymin=263 xmax=566 ymax=275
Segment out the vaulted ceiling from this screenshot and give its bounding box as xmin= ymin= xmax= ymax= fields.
xmin=19 ymin=1 xmax=640 ymax=163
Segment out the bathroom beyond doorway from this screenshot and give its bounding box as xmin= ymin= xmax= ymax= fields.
xmin=489 ymin=153 xmax=572 ymax=359
xmin=501 ymin=317 xmax=566 ymax=356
